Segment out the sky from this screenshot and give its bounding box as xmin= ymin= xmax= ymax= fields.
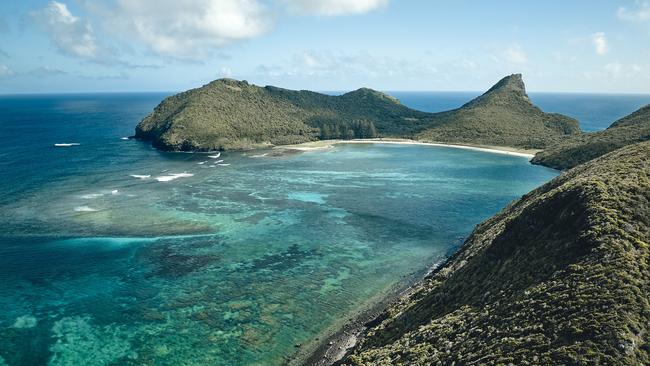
xmin=1 ymin=0 xmax=650 ymax=94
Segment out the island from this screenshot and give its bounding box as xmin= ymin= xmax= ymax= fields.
xmin=135 ymin=74 xmax=580 ymax=152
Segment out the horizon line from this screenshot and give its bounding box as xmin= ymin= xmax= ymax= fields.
xmin=2 ymin=89 xmax=650 ymax=97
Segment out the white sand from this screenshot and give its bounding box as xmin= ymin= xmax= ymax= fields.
xmin=278 ymin=139 xmax=537 ymax=158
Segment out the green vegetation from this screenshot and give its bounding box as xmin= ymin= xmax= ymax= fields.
xmin=339 ymin=141 xmax=650 ymax=365
xmin=532 ymin=104 xmax=650 ymax=169
xmin=135 ymin=75 xmax=580 ymax=151
xmin=135 ymin=79 xmax=428 ymax=151
xmin=313 ymin=118 xmax=378 ymax=140
xmin=418 ymin=74 xmax=580 ymax=149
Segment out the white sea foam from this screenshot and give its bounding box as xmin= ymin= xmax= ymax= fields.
xmin=111 ymin=189 xmax=119 ymax=195
xmin=120 ymin=137 xmax=129 ymax=140
xmin=217 ymin=163 xmax=230 ymax=166
xmin=250 ymin=153 xmax=269 ymax=158
xmin=74 ymin=206 xmax=99 ymax=212
xmin=249 ymin=192 xmax=270 ymax=200
xmin=129 ymin=174 xmax=151 ymax=179
xmin=54 ymin=143 xmax=81 ymax=147
xmin=208 ymin=153 xmax=221 ymax=159
xmin=197 ymin=161 xmax=207 ymax=165
xmin=155 ymin=172 xmax=194 ymax=182
xmin=80 ymin=193 xmax=103 ymax=199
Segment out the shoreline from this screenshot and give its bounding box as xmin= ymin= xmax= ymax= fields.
xmin=275 ymin=138 xmax=538 ymax=158
xmin=283 ymin=140 xmax=538 ymax=365
xmin=287 ymin=262 xmax=441 ymax=366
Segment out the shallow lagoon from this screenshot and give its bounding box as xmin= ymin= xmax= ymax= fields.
xmin=0 ymin=143 xmax=557 ymax=365
xmin=0 ymin=94 xmax=558 ymax=365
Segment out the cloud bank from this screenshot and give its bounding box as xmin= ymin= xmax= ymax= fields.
xmin=30 ymin=2 xmax=100 ymax=59
xmin=618 ymin=2 xmax=650 ymax=22
xmin=91 ymin=0 xmax=272 ymax=59
xmin=69 ymin=0 xmax=388 ymax=60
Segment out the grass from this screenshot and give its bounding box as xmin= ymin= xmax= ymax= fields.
xmin=135 ymin=75 xmax=580 ymax=152
xmin=340 ymin=141 xmax=650 ymax=365
xmin=532 ymin=104 xmax=650 ymax=170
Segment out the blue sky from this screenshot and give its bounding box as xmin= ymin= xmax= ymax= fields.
xmin=1 ymin=0 xmax=650 ymax=93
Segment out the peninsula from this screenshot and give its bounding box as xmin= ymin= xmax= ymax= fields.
xmin=135 ymin=74 xmax=580 ymax=152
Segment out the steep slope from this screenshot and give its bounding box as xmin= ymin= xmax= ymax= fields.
xmin=340 ymin=141 xmax=650 ymax=365
xmin=532 ymin=104 xmax=650 ymax=169
xmin=134 ymin=79 xmax=429 ymax=151
xmin=417 ymin=74 xmax=581 ymax=149
xmin=135 ymin=75 xmax=579 ymax=151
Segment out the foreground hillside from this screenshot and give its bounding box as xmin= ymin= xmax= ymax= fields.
xmin=135 ymin=75 xmax=579 ymax=151
xmin=532 ymin=104 xmax=650 ymax=169
xmin=418 ymin=74 xmax=580 ymax=149
xmin=338 ymin=141 xmax=650 ymax=365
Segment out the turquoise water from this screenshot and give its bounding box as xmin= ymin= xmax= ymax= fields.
xmin=0 ymin=93 xmax=565 ymax=365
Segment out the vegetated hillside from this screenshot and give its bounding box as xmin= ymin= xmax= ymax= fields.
xmin=340 ymin=141 xmax=650 ymax=365
xmin=532 ymin=104 xmax=650 ymax=170
xmin=134 ymin=79 xmax=429 ymax=151
xmin=417 ymin=74 xmax=581 ymax=149
xmin=135 ymin=75 xmax=580 ymax=151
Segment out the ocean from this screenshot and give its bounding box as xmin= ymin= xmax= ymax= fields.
xmin=0 ymin=92 xmax=647 ymax=365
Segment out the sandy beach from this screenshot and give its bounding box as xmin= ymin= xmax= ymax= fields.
xmin=277 ymin=138 xmax=539 ymax=159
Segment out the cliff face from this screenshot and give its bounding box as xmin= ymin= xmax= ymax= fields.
xmin=532 ymin=104 xmax=650 ymax=170
xmin=417 ymin=74 xmax=581 ymax=149
xmin=340 ymin=141 xmax=650 ymax=365
xmin=135 ymin=75 xmax=579 ymax=151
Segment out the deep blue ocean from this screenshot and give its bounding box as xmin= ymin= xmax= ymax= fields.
xmin=0 ymin=91 xmax=647 ymax=365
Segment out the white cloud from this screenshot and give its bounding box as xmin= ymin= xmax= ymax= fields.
xmin=0 ymin=65 xmax=70 ymax=79
xmin=40 ymin=0 xmax=387 ymax=61
xmin=282 ymin=0 xmax=388 ymax=16
xmin=503 ymin=44 xmax=528 ymax=64
xmin=592 ymin=32 xmax=608 ymax=55
xmin=219 ymin=66 xmax=233 ymax=77
xmin=618 ymin=2 xmax=650 ymax=22
xmin=256 ymin=50 xmax=440 ymax=81
xmin=0 ymin=64 xmax=14 ymax=77
xmin=27 ymin=66 xmax=68 ymax=77
xmin=604 ymin=62 xmax=622 ymax=77
xmin=30 ymin=2 xmax=99 ymax=59
xmin=582 ymin=62 xmax=649 ymax=82
xmin=88 ymin=0 xmax=271 ymax=59
xmin=603 ymin=62 xmax=649 ymax=79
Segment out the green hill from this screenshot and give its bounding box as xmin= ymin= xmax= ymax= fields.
xmin=339 ymin=140 xmax=650 ymax=365
xmin=135 ymin=79 xmax=429 ymax=151
xmin=532 ymin=104 xmax=650 ymax=169
xmin=417 ymin=74 xmax=580 ymax=149
xmin=135 ymin=75 xmax=580 ymax=151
